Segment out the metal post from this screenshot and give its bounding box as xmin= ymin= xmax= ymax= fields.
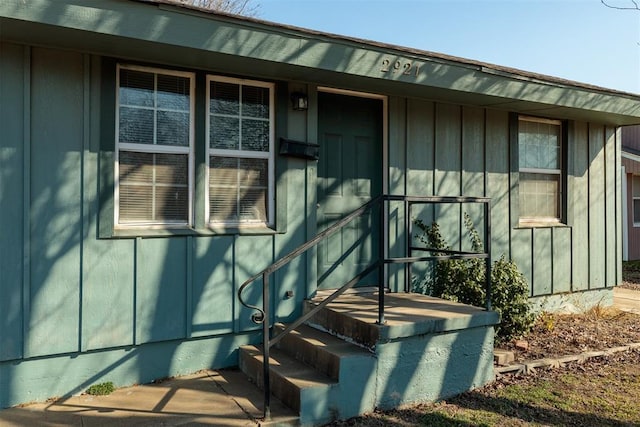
xmin=262 ymin=272 xmax=271 ymax=420
xmin=377 ymin=198 xmax=385 ymax=325
xmin=405 ymin=199 xmax=411 ymax=293
xmin=484 ymin=202 xmax=492 ymax=311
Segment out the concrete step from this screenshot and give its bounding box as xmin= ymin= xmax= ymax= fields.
xmin=273 ymin=323 xmax=373 ymax=381
xmin=239 ymin=344 xmax=338 ymax=422
xmin=303 ymin=298 xmax=381 ymax=348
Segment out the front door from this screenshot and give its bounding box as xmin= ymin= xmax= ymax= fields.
xmin=317 ymin=91 xmax=383 ymax=290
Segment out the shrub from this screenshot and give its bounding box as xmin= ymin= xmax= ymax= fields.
xmin=86 ymin=382 xmax=115 ymax=396
xmin=414 ymin=213 xmax=535 ymax=343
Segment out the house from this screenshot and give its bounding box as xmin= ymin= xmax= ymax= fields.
xmin=2 ymin=0 xmax=639 ymax=422
xmin=622 ymin=125 xmax=640 ymax=260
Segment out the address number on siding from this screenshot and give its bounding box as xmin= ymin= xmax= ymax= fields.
xmin=380 ymin=59 xmax=421 ymax=77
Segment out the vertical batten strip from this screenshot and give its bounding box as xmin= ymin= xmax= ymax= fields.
xmin=79 ymin=53 xmax=91 ymax=352
xmin=133 ymin=237 xmax=140 ymax=344
xmin=22 ymin=45 xmax=31 ymax=358
xmin=616 ymin=128 xmax=623 ymax=284
xmin=483 ymin=109 xmax=488 ymax=199
xmin=186 ymin=236 xmax=193 ymax=337
xmin=605 ymin=126 xmax=616 ymax=287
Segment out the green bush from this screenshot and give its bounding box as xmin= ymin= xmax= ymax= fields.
xmin=414 ymin=213 xmax=535 ymax=343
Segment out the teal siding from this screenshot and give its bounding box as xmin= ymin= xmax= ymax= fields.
xmin=588 ymin=124 xmax=606 ymax=289
xmin=570 ymin=122 xmax=590 ymax=291
xmin=434 ymin=103 xmax=462 ymax=250
xmin=82 ymin=238 xmax=135 ymax=350
xmin=461 ymin=106 xmax=485 ymax=251
xmin=406 ymin=99 xmax=433 ymax=197
xmin=0 ymin=38 xmax=624 ymax=408
xmin=136 ymin=238 xmax=188 ymax=344
xmin=552 ymin=227 xmax=572 ymax=293
xmin=511 ymin=229 xmax=533 ymax=291
xmin=485 ymin=110 xmax=510 ymax=260
xmin=0 ymin=42 xmax=25 ymax=361
xmin=532 ymin=229 xmax=553 ymax=296
xmin=605 ymin=127 xmax=617 ymax=287
xmin=191 ymin=236 xmax=235 ymax=336
xmin=0 ymin=43 xmax=304 ymax=374
xmin=406 ymin=98 xmax=434 ymax=230
xmin=394 ymin=102 xmax=619 ymax=298
xmin=26 ymin=48 xmax=83 ymax=357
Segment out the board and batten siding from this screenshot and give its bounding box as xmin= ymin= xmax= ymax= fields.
xmin=0 ymin=43 xmax=312 ymax=372
xmin=388 ymin=99 xmax=621 ymax=298
xmin=0 ymin=40 xmax=623 ymax=407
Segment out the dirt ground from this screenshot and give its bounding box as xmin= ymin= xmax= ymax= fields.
xmin=501 ymin=264 xmax=640 ymax=361
xmin=502 ymin=307 xmax=640 ymax=361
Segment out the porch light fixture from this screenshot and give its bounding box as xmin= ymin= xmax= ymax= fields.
xmin=291 ymin=92 xmax=308 ymax=111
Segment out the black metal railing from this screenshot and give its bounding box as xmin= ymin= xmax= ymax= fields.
xmin=237 ymin=194 xmax=491 ymax=420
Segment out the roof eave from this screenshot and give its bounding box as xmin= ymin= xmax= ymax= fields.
xmin=2 ymin=0 xmax=640 ymax=125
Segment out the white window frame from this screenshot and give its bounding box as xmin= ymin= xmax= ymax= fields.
xmin=114 ymin=64 xmax=195 ymax=229
xmin=206 ymin=75 xmax=275 ymax=227
xmin=518 ymin=115 xmax=563 ymax=225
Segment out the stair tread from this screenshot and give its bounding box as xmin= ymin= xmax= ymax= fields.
xmin=275 ymin=323 xmax=371 ymax=356
xmin=241 ymin=345 xmax=337 ymax=389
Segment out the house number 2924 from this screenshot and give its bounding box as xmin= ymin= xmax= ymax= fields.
xmin=380 ymin=59 xmax=421 ymax=76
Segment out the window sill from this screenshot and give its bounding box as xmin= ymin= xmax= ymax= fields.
xmin=515 ymin=221 xmax=569 ymax=229
xmin=110 ymin=225 xmax=282 ymax=238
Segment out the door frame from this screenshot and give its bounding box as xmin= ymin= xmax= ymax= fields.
xmin=315 ymin=86 xmax=389 ymax=289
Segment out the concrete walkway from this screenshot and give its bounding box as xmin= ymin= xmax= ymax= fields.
xmin=0 ymin=369 xmax=297 ymax=426
xmin=614 ymin=286 xmax=640 ymax=314
xmin=2 ymin=287 xmax=639 ymax=426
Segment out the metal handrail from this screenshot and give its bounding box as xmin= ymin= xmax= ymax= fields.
xmin=237 ymin=194 xmax=384 ymax=324
xmin=237 ymin=194 xmax=491 ymax=420
xmin=237 ymin=194 xmax=384 ymax=421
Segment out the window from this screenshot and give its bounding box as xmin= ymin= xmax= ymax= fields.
xmin=207 ymin=76 xmax=274 ymax=226
xmin=518 ymin=116 xmax=563 ymax=223
xmin=115 ymin=65 xmax=194 ymax=227
xmin=633 ymin=175 xmax=640 ymax=226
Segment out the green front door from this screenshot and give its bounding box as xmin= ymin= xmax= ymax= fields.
xmin=317 ymin=91 xmax=383 ymax=290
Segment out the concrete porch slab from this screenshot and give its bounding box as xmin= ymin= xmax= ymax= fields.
xmin=309 ymin=292 xmax=500 ymax=346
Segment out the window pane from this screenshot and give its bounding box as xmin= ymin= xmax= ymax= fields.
xmin=241 ymin=119 xmax=269 ymax=151
xmin=157 ymin=74 xmax=190 ymax=111
xmin=635 ymin=200 xmax=640 ymax=224
xmin=210 ymin=157 xmax=239 ymax=222
xmin=155 ymin=185 xmax=189 ymax=221
xmin=239 ymin=158 xmax=268 ymax=221
xmin=242 ymin=85 xmax=269 ymax=118
xmin=519 ymin=172 xmax=560 ymax=219
xmin=157 ymin=111 xmax=190 ymax=146
xmin=239 ymin=158 xmax=268 ymax=187
xmin=155 ymin=153 xmax=189 ymax=185
xmin=240 ymin=188 xmax=267 ymax=220
xmin=119 ymin=185 xmax=153 ymax=222
xmin=119 ymin=107 xmax=154 ymax=144
xmin=210 ymin=156 xmax=268 ymax=223
xmin=210 ymin=116 xmax=240 ymax=149
xmin=119 ymin=69 xmax=154 ymax=107
xmin=210 ymin=81 xmax=239 ymax=115
xmin=119 ymin=151 xmax=188 ymax=224
xmin=519 ymin=119 xmax=561 ymax=170
xmin=633 ymin=176 xmax=640 ymax=198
